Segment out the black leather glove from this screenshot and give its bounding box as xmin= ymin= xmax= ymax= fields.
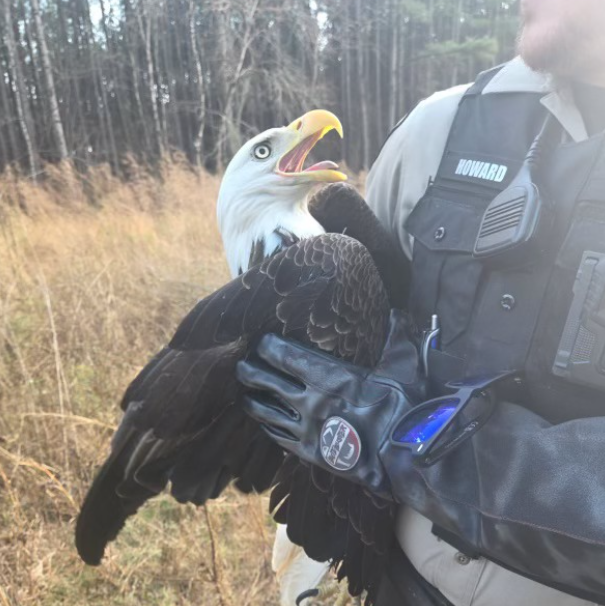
xmin=236 ymin=310 xmax=424 ymax=497
xmin=238 ymin=312 xmax=605 ymax=603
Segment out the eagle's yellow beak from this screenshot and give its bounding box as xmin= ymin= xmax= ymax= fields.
xmin=276 ymin=110 xmax=347 ymax=183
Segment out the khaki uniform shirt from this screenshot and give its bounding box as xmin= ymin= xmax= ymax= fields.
xmin=365 ymin=57 xmax=598 ymax=606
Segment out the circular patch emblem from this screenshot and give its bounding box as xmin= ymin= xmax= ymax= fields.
xmin=320 ymin=417 xmax=361 ymax=472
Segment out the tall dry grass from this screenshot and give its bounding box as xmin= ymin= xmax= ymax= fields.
xmin=0 ymin=161 xmax=284 ymax=605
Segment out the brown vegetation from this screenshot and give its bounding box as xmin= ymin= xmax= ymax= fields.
xmin=0 ymin=162 xmax=286 ymax=605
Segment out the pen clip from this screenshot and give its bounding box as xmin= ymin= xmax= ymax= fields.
xmin=421 ymin=314 xmax=440 ymax=378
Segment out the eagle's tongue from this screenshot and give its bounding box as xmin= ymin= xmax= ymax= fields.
xmin=304 ymin=161 xmax=339 ymax=172
xmin=279 ymin=132 xmax=323 ymax=173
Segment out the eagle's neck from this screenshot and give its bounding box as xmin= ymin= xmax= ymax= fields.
xmin=218 ymin=191 xmax=325 ymax=278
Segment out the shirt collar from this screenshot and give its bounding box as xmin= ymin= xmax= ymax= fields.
xmin=482 ymin=57 xmax=588 ymax=142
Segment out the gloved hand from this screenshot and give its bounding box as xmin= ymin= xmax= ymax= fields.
xmin=236 ymin=310 xmax=424 ymax=497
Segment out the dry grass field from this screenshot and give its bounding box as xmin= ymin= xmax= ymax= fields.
xmin=0 ymin=160 xmax=289 ymax=605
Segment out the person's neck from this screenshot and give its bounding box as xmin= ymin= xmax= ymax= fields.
xmin=554 ymin=73 xmax=605 ymax=93
xmin=571 ymin=68 xmax=605 ymax=89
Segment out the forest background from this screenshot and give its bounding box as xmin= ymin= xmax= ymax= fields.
xmin=0 ymin=1 xmax=520 ymax=605
xmin=0 ymin=0 xmax=521 ymax=179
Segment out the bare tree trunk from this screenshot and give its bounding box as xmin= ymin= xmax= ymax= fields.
xmin=0 ymin=61 xmax=19 ymax=168
xmin=399 ymin=8 xmax=409 ymax=117
xmin=152 ymin=16 xmax=169 ymax=154
xmin=137 ymin=0 xmax=164 ymax=157
xmin=21 ymin=0 xmax=42 ymax=122
xmin=340 ymin=0 xmax=353 ymax=165
xmin=450 ymin=0 xmax=464 ymax=86
xmin=81 ymin=0 xmax=119 ymax=169
xmin=373 ymin=0 xmax=383 ymax=156
xmin=355 ymin=0 xmax=370 ymax=170
xmin=309 ymin=10 xmax=320 ymax=100
xmin=99 ymin=0 xmax=134 ymax=161
xmin=128 ymin=44 xmax=152 ymax=156
xmin=159 ymin=11 xmax=182 ymax=153
xmin=189 ymin=0 xmax=206 ymax=167
xmin=214 ymin=0 xmax=259 ymax=168
xmin=60 ymin=0 xmax=85 ymax=151
xmin=122 ymin=0 xmax=152 ymax=159
xmin=30 ymin=0 xmax=69 ymax=161
xmin=406 ymin=12 xmax=417 ymax=112
xmin=388 ymin=0 xmax=400 ymax=128
xmin=425 ymin=0 xmax=435 ymax=97
xmin=4 ymin=0 xmax=39 ymax=179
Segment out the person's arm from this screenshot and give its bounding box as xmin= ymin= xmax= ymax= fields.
xmin=383 ymin=398 xmax=605 ymax=603
xmin=238 ymin=333 xmax=605 ymax=604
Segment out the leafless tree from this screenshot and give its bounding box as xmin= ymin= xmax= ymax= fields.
xmin=0 ymin=0 xmax=518 ymax=177
xmin=30 ymin=0 xmax=69 ymax=161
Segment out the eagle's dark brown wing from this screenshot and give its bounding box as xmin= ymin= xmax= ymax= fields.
xmin=76 ymin=233 xmax=393 ymax=603
xmin=309 ymin=183 xmax=411 ymax=310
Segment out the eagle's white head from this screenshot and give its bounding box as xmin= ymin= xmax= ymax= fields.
xmin=217 ymin=110 xmax=346 ymax=277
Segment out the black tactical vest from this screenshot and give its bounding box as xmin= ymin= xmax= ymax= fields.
xmin=405 ymin=67 xmax=605 ymax=423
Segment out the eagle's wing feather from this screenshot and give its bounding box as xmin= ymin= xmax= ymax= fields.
xmin=76 ymin=233 xmax=394 ymax=603
xmin=258 ymin=235 xmax=395 ymax=601
xmin=309 ymin=183 xmax=411 ymax=310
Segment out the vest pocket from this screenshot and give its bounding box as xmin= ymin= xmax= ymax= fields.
xmin=406 ymin=192 xmax=488 ymax=347
xmin=531 ymin=204 xmax=605 ymax=379
xmin=517 ymin=201 xmax=605 ymax=421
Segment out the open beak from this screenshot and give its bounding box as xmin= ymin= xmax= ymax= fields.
xmin=276 ymin=110 xmax=347 ymax=183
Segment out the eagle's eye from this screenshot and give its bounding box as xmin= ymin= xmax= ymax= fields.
xmin=253 ymin=142 xmax=272 ymax=161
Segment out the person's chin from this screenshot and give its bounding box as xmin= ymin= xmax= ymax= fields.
xmin=519 ymin=49 xmax=551 ymax=74
xmin=518 ymin=32 xmax=564 ymax=74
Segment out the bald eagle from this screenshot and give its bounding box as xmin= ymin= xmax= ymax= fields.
xmin=75 ymin=111 xmax=410 ymax=603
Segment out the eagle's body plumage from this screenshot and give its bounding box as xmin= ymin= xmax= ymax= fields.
xmin=76 ymin=111 xmax=411 ymax=603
